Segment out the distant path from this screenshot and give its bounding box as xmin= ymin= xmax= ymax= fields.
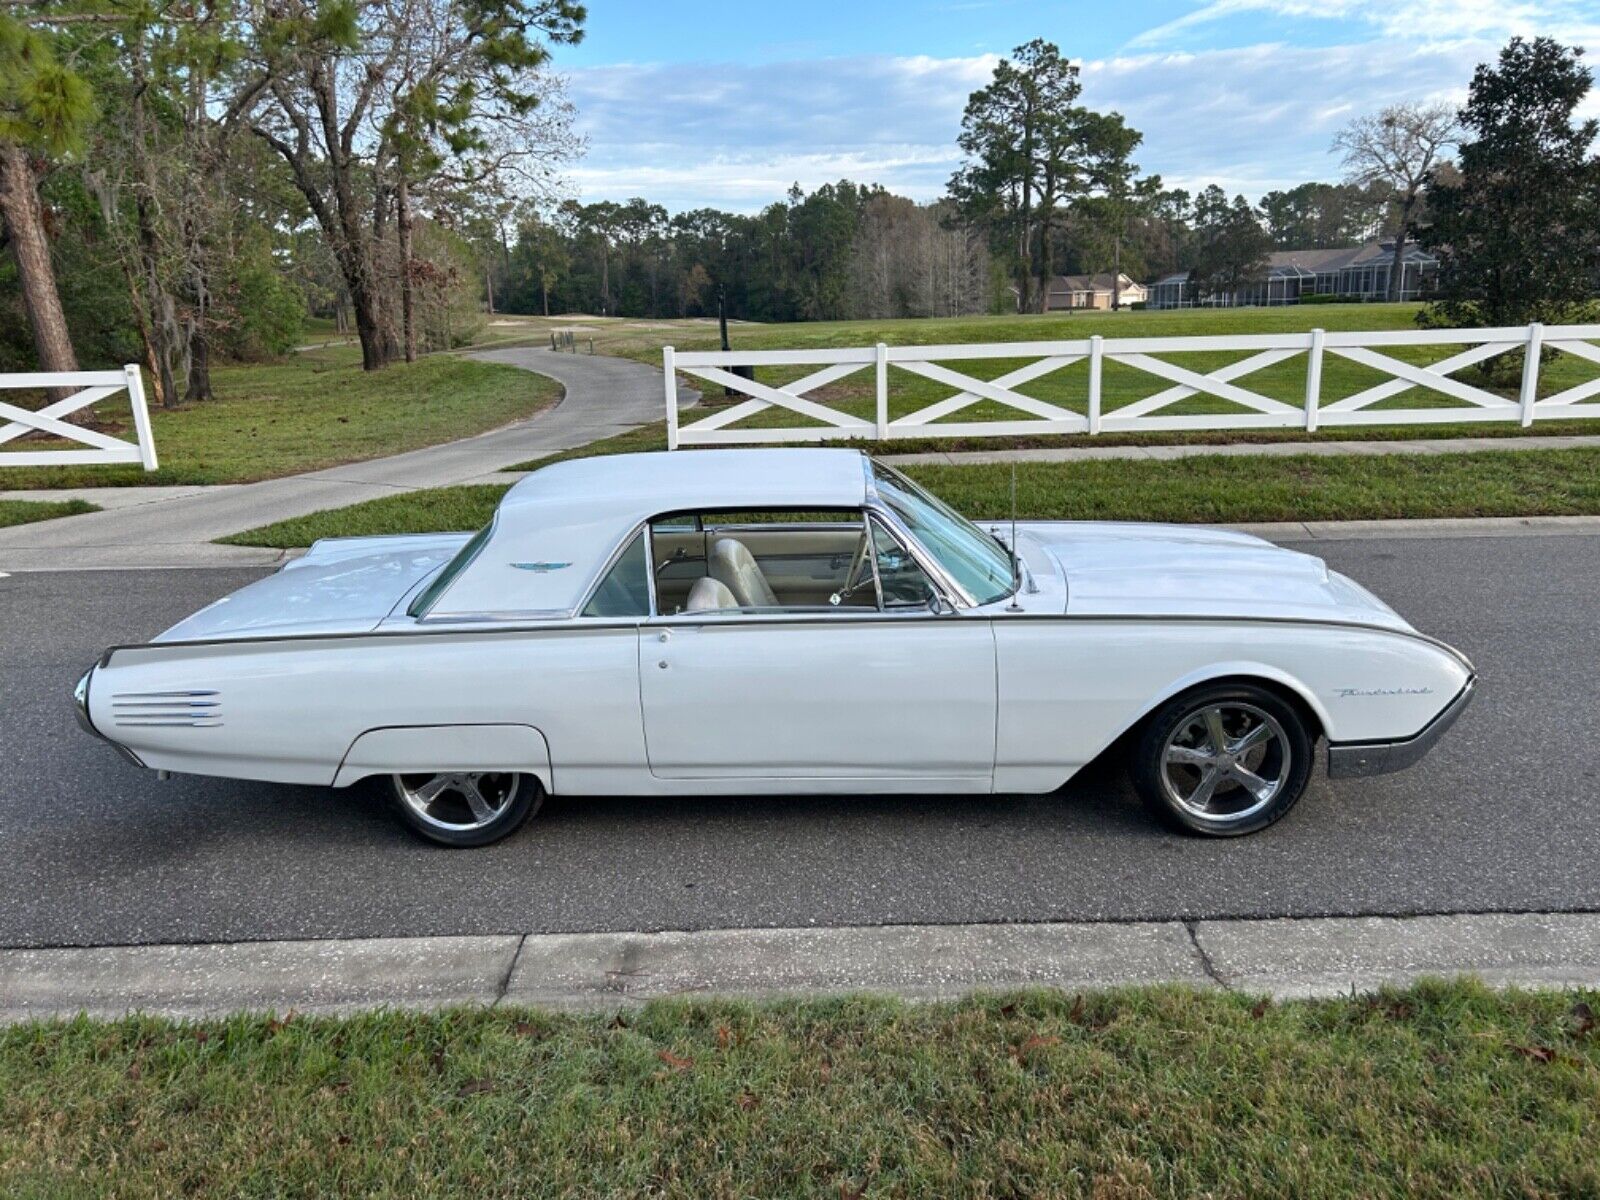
xmin=0 ymin=349 xmax=693 ymax=571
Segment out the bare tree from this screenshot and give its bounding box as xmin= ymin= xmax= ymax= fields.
xmin=1333 ymin=103 xmax=1458 ymax=301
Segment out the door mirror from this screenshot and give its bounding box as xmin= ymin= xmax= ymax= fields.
xmin=926 ymin=592 xmax=953 ymax=616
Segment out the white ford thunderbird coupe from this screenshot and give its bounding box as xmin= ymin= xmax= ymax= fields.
xmin=76 ymin=449 xmax=1474 ymax=845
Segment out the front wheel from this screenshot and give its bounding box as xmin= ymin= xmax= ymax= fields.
xmin=389 ymin=771 xmax=542 ymax=847
xmin=1132 ymin=684 xmax=1314 ymax=837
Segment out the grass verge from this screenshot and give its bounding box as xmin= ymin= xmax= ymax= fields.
xmin=0 ymin=497 xmax=97 ymax=528
xmin=3 ymin=981 xmax=1597 ymax=1198
xmin=1 ymin=354 xmax=559 ymax=489
xmin=223 ymin=446 xmax=1600 ymax=547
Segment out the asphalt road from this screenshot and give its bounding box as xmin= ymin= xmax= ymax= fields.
xmin=4 ymin=533 xmax=1597 ymax=949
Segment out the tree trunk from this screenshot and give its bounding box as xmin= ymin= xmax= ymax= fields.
xmin=1387 ymin=198 xmax=1413 ymax=302
xmin=541 ymin=276 xmax=549 ymax=317
xmin=0 ymin=142 xmax=79 ymax=383
xmin=1112 ymin=237 xmax=1123 ymax=311
xmin=396 ymin=176 xmax=417 ymax=363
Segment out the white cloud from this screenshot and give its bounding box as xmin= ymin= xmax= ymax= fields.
xmin=562 ymin=31 xmax=1592 ymax=212
xmin=1129 ymin=0 xmax=1600 ymax=48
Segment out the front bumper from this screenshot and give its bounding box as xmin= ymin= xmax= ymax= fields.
xmin=1326 ymin=675 xmax=1476 ymax=778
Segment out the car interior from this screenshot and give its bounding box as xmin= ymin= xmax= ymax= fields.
xmin=649 ymin=510 xmax=938 ymax=613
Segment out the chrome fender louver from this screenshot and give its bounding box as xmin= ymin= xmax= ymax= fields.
xmin=111 ymin=690 xmax=222 ymax=728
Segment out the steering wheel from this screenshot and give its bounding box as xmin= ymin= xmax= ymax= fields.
xmin=830 ymin=530 xmax=873 ymax=606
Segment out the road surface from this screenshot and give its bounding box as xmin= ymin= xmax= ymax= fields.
xmin=3 ymin=530 xmax=1595 ymax=949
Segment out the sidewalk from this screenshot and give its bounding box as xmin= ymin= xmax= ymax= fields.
xmin=0 ymin=348 xmax=694 ymax=570
xmin=4 ymin=911 xmax=1597 ymax=1021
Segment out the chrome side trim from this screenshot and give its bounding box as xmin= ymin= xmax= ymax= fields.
xmin=1327 ymin=675 xmax=1476 ymax=778
xmin=99 ymin=613 xmax=1475 ymax=663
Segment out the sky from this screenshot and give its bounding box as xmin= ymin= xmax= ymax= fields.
xmin=552 ymin=0 xmax=1600 ymax=213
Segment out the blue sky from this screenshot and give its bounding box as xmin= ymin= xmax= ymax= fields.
xmin=553 ymin=0 xmax=1600 ymax=212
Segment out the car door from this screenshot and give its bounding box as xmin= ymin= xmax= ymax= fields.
xmin=637 ymin=611 xmax=997 ymax=783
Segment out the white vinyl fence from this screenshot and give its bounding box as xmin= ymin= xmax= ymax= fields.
xmin=0 ymin=366 xmax=158 ymax=470
xmin=663 ymin=323 xmax=1600 ymax=449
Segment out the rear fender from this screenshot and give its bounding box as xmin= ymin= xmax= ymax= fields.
xmin=333 ymin=724 xmax=552 ymax=791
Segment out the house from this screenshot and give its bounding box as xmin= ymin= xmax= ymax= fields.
xmin=1042 ymin=273 xmax=1147 ymax=311
xmin=1146 ymin=241 xmax=1439 ymax=309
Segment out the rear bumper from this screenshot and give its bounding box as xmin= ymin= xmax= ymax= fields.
xmin=1326 ymin=675 xmax=1476 ymax=779
xmin=73 ymin=666 xmax=146 ymax=768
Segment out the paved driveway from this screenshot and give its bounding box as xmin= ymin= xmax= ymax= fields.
xmin=3 ymin=530 xmax=1596 ymax=949
xmin=0 ymin=348 xmax=690 ymax=570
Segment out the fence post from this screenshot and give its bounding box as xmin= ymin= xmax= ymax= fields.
xmin=663 ymin=346 xmax=679 ymax=450
xmin=1519 ymin=322 xmax=1543 ymax=427
xmin=875 ymin=342 xmax=889 ymax=440
xmin=1304 ymin=328 xmax=1325 ymax=433
xmin=1086 ymin=335 xmax=1104 ymax=435
xmin=125 ymin=363 xmax=158 ymax=471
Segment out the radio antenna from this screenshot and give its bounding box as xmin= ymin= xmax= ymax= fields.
xmin=1006 ymin=463 xmax=1023 ymax=611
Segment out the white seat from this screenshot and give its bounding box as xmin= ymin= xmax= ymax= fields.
xmin=708 ymin=537 xmax=780 ymax=608
xmin=684 ymin=576 xmax=738 ymax=612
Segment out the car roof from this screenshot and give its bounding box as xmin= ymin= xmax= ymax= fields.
xmin=427 ymin=449 xmax=872 ymax=619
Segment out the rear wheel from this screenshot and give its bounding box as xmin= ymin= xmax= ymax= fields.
xmin=389 ymin=771 xmax=542 ymax=847
xmin=1132 ymin=683 xmax=1313 ymax=837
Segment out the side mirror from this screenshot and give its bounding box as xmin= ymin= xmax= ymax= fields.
xmin=926 ymin=592 xmax=953 ymax=616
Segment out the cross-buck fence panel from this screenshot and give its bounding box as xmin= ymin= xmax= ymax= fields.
xmin=0 ymin=366 xmax=158 ymax=470
xmin=663 ymin=324 xmax=1600 ymax=448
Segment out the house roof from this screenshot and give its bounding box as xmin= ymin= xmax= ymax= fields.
xmin=1047 ymin=273 xmax=1142 ymax=293
xmin=1149 ymin=240 xmax=1438 ymax=287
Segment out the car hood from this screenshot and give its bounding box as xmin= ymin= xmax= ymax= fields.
xmin=1014 ymin=520 xmax=1413 ymax=632
xmin=153 ymin=533 xmax=472 ymax=643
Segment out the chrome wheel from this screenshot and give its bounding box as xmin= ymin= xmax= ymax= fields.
xmin=1159 ymin=702 xmax=1289 ymax=824
xmin=394 ymin=772 xmax=521 ymax=833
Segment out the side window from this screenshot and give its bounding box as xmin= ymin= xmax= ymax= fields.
xmin=650 ymin=510 xmax=875 ymax=613
xmin=870 ymin=519 xmax=938 ymax=608
xmin=581 ymin=532 xmax=651 ymax=617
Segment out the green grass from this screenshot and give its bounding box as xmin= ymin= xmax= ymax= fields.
xmin=0 ymin=353 xmax=560 ymax=488
xmin=223 ymin=446 xmax=1600 ymax=547
xmin=219 ymin=483 xmax=509 ymax=547
xmin=3 ymin=981 xmax=1597 ymax=1198
xmin=0 ymin=497 xmax=97 ymax=528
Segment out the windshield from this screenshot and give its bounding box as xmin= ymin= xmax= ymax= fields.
xmin=868 ymin=461 xmax=1015 ymax=606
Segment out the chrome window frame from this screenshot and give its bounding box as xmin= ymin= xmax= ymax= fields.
xmin=573 ymin=520 xmax=658 ymax=620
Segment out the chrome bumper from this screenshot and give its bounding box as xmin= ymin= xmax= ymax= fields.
xmin=1327 ymin=675 xmax=1476 ymax=779
xmin=74 ymin=666 xmax=146 ymax=767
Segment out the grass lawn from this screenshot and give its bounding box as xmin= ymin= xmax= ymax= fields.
xmin=0 ymin=497 xmax=97 ymax=528
xmin=224 ymin=446 xmax=1600 ymax=547
xmin=1 ymin=351 xmax=560 ymax=489
xmin=3 ymin=981 xmax=1597 ymax=1198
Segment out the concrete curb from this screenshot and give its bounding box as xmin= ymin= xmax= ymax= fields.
xmin=4 ymin=912 xmax=1597 ymax=1022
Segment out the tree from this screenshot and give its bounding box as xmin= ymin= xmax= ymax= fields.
xmin=250 ymin=0 xmax=583 ymax=371
xmin=1188 ymin=185 xmax=1271 ymax=304
xmin=1258 ymin=181 xmax=1384 ymax=249
xmin=1333 ymin=102 xmax=1457 ymax=300
xmin=0 ymin=10 xmax=94 ymax=378
xmin=1420 ymin=37 xmax=1600 ymax=337
xmin=949 ymin=39 xmax=1083 ymax=313
xmin=1078 ymin=110 xmax=1149 ymax=310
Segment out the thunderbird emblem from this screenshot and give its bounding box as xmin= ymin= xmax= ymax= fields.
xmin=510 ymin=561 xmax=572 ymax=573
